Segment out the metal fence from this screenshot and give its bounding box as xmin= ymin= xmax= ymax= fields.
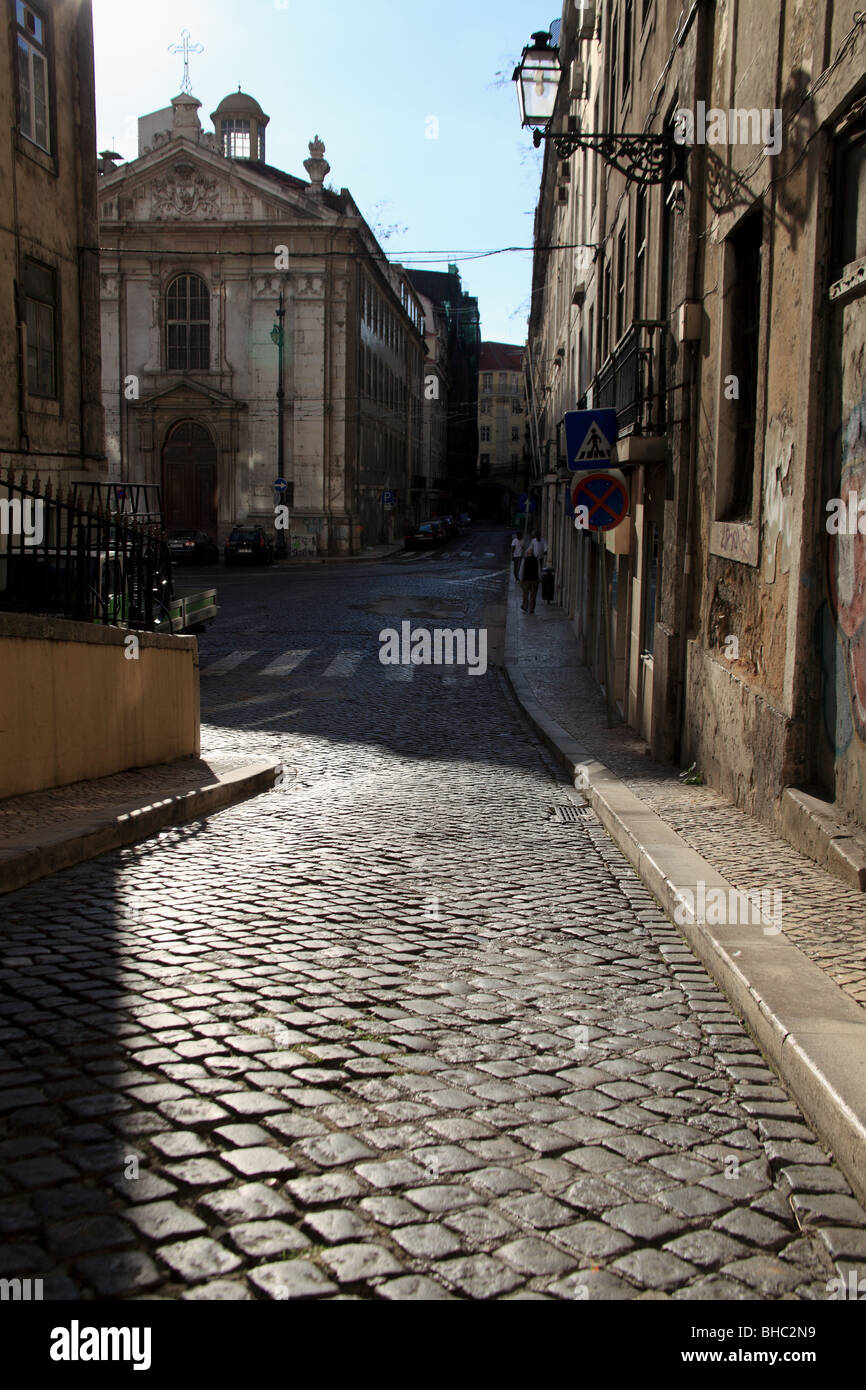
xmin=0 ymin=467 xmax=171 ymax=630
xmin=591 ymin=320 xmax=667 ymax=435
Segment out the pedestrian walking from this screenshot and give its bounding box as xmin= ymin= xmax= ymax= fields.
xmin=521 ymin=534 xmax=543 ymax=613
xmin=510 ymin=533 xmax=524 ymax=580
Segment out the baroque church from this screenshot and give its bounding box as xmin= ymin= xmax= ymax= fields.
xmin=98 ymin=88 xmax=426 ymax=554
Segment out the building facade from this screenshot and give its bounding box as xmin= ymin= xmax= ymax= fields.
xmin=526 ymin=0 xmax=866 ymax=866
xmin=98 ymin=89 xmax=425 ymax=554
xmin=1 ymin=0 xmax=104 ymax=488
xmin=414 ymin=288 xmax=449 ymax=523
xmin=477 ymin=342 xmax=529 ymax=519
xmin=407 ymin=266 xmax=481 ymax=512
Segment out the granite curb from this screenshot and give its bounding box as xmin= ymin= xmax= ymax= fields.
xmin=503 ymin=654 xmax=866 ymax=1210
xmin=0 ymin=758 xmax=281 ymax=896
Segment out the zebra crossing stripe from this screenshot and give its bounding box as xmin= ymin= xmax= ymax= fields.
xmin=200 ymin=650 xmax=257 ymax=676
xmin=261 ymin=649 xmax=312 ymax=675
xmin=322 ymin=649 xmax=364 ymax=678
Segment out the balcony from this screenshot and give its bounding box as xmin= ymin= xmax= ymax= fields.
xmin=580 ymin=321 xmax=667 ymax=455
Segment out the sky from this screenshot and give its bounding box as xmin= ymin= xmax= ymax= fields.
xmin=91 ymin=0 xmax=553 ymax=344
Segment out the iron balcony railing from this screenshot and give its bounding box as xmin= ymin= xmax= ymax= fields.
xmin=582 ymin=320 xmax=667 ymax=436
xmin=0 ymin=467 xmax=171 ymax=630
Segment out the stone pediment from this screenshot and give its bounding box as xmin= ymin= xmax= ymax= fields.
xmin=134 ymin=378 xmax=247 ymax=411
xmin=99 ymin=140 xmax=338 ymax=227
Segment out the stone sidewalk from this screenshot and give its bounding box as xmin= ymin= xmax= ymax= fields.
xmin=503 ymin=582 xmax=866 ymax=1206
xmin=505 ymin=589 xmax=866 ymax=1009
xmin=0 ymin=757 xmax=279 ymax=895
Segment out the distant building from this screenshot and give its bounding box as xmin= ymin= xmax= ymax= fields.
xmin=477 ymin=342 xmax=528 ymax=517
xmin=1 ymin=0 xmax=104 ymax=487
xmin=413 ymin=289 xmax=449 ymax=524
xmin=406 ymin=266 xmax=480 ymax=507
xmin=98 ymin=88 xmax=426 ymax=554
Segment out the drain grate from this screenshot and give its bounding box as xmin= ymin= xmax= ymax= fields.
xmin=548 ymin=803 xmax=594 ymax=824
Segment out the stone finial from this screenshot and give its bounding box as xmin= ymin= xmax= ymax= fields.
xmin=304 ymin=135 xmax=330 ymax=193
xmin=171 ymin=93 xmax=203 ymax=140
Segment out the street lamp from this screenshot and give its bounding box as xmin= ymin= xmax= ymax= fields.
xmin=513 ymin=29 xmax=679 ymax=187
xmin=270 ymin=289 xmax=286 ymax=483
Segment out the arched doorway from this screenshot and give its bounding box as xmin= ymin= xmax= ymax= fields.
xmin=162 ymin=420 xmax=218 ymax=535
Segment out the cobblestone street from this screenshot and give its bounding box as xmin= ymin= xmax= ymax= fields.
xmin=2 ymin=528 xmax=866 ymax=1302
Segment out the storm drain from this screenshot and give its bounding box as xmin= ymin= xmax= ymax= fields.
xmin=548 ymin=804 xmax=594 ymax=824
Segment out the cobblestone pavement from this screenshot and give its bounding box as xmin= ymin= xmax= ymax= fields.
xmin=2 ymin=527 xmax=865 ymax=1301
xmin=511 ymin=597 xmax=866 ymax=1011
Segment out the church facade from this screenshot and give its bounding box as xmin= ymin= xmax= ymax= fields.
xmin=98 ymin=89 xmax=426 ymax=554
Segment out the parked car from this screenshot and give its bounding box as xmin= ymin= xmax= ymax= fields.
xmin=224 ymin=526 xmax=274 ymax=566
xmin=459 ymin=513 xmax=472 ymax=528
xmin=404 ymin=521 xmax=447 ymax=550
xmin=165 ymin=529 xmax=220 ymax=566
xmin=433 ymin=514 xmax=458 ymax=538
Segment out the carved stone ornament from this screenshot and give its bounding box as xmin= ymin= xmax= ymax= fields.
xmin=152 ymin=162 xmax=221 ymax=218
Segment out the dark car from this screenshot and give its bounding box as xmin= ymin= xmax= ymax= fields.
xmin=459 ymin=513 xmax=472 ymax=528
xmin=165 ymin=529 xmax=220 ymax=566
xmin=432 ymin=514 xmax=458 ymax=538
xmin=404 ymin=521 xmax=446 ymax=550
xmin=224 ymin=526 xmax=274 ymax=566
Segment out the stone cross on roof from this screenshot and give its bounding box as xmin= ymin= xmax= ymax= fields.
xmin=168 ymin=29 xmax=204 ymax=96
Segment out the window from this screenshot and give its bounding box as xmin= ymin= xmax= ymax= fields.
xmin=480 ymin=400 xmax=491 ymax=415
xmin=601 ymin=258 xmax=612 ymax=360
xmin=623 ymin=0 xmax=634 ymax=99
xmin=834 ymin=117 xmax=866 ymax=275
xmin=16 ymin=1 xmax=50 ymax=152
xmin=616 ymin=226 xmax=628 ymax=342
xmin=23 ymin=257 xmax=56 ymax=397
xmin=513 ymin=400 xmax=522 ymax=415
xmin=608 ymin=9 xmax=619 ymax=129
xmin=166 ymin=274 xmax=210 ymax=371
xmin=724 ymin=210 xmax=763 ymax=518
xmin=512 ymin=426 xmax=520 ymax=442
xmin=480 ymin=426 xmax=491 ymax=442
xmin=482 ymin=373 xmax=492 ymax=392
xmin=220 ymin=119 xmax=251 ymax=159
xmin=634 ymin=187 xmax=647 ymax=319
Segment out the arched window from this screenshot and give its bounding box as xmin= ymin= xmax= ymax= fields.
xmin=166 ymin=274 xmax=210 ymax=371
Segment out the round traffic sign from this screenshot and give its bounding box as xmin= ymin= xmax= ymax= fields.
xmin=274 ymin=478 xmax=289 ymax=493
xmin=572 ymin=470 xmax=629 ymax=532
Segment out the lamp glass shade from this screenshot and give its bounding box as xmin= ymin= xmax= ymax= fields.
xmin=514 ymin=34 xmax=561 ymax=128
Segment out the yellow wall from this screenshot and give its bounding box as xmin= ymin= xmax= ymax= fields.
xmin=0 ymin=615 xmax=199 ymax=799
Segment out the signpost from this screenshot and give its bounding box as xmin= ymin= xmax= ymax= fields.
xmin=572 ymin=470 xmax=630 ymax=532
xmin=564 ymin=409 xmax=618 ymax=470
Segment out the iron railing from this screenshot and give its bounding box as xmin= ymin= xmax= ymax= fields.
xmin=588 ymin=320 xmax=667 ymax=435
xmin=0 ymin=467 xmax=171 ymax=630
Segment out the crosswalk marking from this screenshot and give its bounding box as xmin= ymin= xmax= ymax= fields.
xmin=200 ymin=650 xmax=256 ymax=676
xmin=322 ymin=649 xmax=364 ymax=678
xmin=261 ymin=649 xmax=312 ymax=675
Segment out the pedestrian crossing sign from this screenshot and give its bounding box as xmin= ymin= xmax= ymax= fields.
xmin=565 ymin=409 xmax=618 ymax=470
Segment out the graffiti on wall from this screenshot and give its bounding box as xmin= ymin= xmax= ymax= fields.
xmin=821 ymin=379 xmax=866 ymax=753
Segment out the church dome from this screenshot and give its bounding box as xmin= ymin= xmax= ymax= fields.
xmin=211 ymin=90 xmax=268 ymax=121
xmin=210 ymin=89 xmax=270 ymax=160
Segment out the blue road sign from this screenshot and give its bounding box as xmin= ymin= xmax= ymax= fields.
xmin=382 ymin=490 xmax=396 ymax=509
xmin=274 ymin=478 xmax=289 ymax=493
xmin=565 ymin=409 xmax=618 ymax=470
xmin=572 ymin=470 xmax=630 ymax=532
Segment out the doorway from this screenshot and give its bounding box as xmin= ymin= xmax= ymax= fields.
xmin=162 ymin=420 xmax=218 ymax=535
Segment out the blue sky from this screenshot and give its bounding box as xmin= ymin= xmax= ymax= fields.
xmin=92 ymin=0 xmax=552 ymax=343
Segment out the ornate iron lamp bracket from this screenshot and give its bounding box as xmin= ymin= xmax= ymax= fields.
xmin=533 ymin=127 xmax=674 ymax=187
